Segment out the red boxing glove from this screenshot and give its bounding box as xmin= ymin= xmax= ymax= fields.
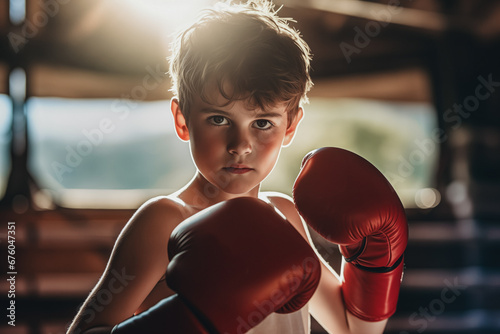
xmin=111 ymin=294 xmax=208 ymax=334
xmin=167 ymin=197 xmax=321 ymax=334
xmin=293 ymin=147 xmax=408 ymax=322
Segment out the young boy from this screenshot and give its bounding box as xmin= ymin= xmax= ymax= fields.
xmin=68 ymin=1 xmax=397 ymax=333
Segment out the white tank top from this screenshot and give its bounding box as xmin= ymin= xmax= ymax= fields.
xmin=246 ymin=304 xmax=310 ymax=334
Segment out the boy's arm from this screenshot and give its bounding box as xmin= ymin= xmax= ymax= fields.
xmin=306 ymin=248 xmax=388 ymax=334
xmin=268 ymin=194 xmax=387 ymax=334
xmin=67 ymin=197 xmax=184 ymax=334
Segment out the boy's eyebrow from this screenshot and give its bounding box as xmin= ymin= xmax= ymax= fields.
xmin=256 ymin=111 xmax=284 ymax=118
xmin=200 ymin=107 xmax=283 ymax=118
xmin=200 ymin=108 xmax=231 ymax=116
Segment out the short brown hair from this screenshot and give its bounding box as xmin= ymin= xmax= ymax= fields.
xmin=168 ymin=0 xmax=312 ymax=126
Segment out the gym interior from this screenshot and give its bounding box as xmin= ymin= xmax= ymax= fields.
xmin=1 ymin=0 xmax=499 ymax=333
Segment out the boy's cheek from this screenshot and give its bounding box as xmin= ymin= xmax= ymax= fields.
xmin=254 ymin=129 xmax=284 ymax=146
xmin=192 ymin=138 xmax=221 ymax=156
xmin=190 ymin=126 xmax=223 ymax=146
xmin=255 ymin=136 xmax=284 ymax=159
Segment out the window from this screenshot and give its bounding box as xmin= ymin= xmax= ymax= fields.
xmin=263 ymin=97 xmax=440 ymax=209
xmin=27 ymin=97 xmax=195 ymax=208
xmin=26 ymin=96 xmax=438 ymax=209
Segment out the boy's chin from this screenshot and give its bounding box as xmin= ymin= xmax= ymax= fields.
xmin=217 ymin=181 xmax=260 ymax=196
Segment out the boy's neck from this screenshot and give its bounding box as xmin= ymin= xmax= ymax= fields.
xmin=177 ymin=172 xmax=260 ymax=211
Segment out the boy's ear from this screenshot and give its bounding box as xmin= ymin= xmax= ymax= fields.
xmin=283 ymin=107 xmax=304 ymax=147
xmin=171 ymin=98 xmax=190 ymax=142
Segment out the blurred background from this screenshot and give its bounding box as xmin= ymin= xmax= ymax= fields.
xmin=0 ymin=0 xmax=499 ymax=333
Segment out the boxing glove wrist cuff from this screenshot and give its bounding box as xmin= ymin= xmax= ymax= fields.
xmin=342 ymin=256 xmax=405 ymax=322
xmin=111 ymin=294 xmax=208 ymax=334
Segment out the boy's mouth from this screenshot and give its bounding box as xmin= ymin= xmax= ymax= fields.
xmin=223 ymin=165 xmax=254 ymax=174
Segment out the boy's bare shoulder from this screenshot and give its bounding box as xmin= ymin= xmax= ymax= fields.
xmin=136 ymin=195 xmax=188 ymax=220
xmin=260 ymin=191 xmax=296 ymax=215
xmin=259 ymin=191 xmax=308 ymax=240
xmin=118 ymin=195 xmax=189 ymax=240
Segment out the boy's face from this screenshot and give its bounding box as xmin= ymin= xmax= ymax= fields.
xmin=172 ymin=89 xmax=302 ymax=195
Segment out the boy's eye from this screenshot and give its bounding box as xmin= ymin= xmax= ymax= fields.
xmin=254 ymin=119 xmax=273 ymax=130
xmin=209 ymin=116 xmax=229 ymax=126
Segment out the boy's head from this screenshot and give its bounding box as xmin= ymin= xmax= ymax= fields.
xmin=168 ymin=0 xmax=312 ymax=127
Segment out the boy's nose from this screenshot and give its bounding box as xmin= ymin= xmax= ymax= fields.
xmin=227 ymin=129 xmax=252 ymax=156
